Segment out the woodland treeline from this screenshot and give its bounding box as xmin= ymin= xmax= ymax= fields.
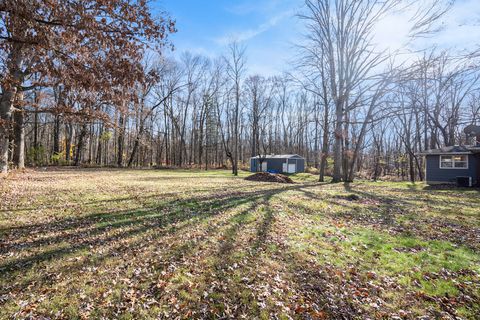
xmin=2 ymin=0 xmax=480 ymax=182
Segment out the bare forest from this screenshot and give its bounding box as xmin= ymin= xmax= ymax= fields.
xmin=1 ymin=0 xmax=479 ymax=182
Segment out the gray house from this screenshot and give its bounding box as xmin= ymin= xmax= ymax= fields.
xmin=419 ymin=145 xmax=480 ymax=186
xmin=250 ymin=154 xmax=305 ymax=174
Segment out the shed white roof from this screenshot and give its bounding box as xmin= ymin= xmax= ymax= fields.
xmin=250 ymin=154 xmax=304 ymax=159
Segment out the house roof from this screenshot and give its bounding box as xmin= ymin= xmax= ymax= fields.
xmin=417 ymin=145 xmax=480 ymax=155
xmin=250 ymin=154 xmax=304 ymax=159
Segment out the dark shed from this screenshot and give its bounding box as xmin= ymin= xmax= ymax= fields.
xmin=250 ymin=154 xmax=305 ymax=173
xmin=419 ymin=145 xmax=480 ymax=186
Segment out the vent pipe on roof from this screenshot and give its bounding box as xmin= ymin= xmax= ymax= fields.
xmin=464 ymin=125 xmax=480 ymax=146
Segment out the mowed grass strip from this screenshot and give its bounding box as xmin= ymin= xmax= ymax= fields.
xmin=0 ymin=168 xmax=478 ymax=319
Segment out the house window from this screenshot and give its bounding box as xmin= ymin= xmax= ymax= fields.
xmin=440 ymin=155 xmax=468 ymax=169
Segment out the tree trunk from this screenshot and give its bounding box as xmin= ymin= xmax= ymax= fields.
xmin=233 ymin=87 xmax=240 ymax=176
xmin=53 ymin=114 xmax=61 ymax=155
xmin=0 ymin=90 xmax=15 ymax=174
xmin=342 ymin=112 xmax=351 ymax=182
xmin=0 ymin=46 xmax=23 ymax=174
xmin=332 ymin=104 xmax=343 ymax=183
xmin=128 ymin=119 xmax=146 ymax=167
xmin=75 ymin=123 xmax=88 ymax=166
xmin=87 ymin=122 xmax=94 ymax=164
xmin=65 ymin=122 xmax=74 ymax=163
xmin=314 ymin=111 xmax=319 ymax=169
xmin=319 ymin=119 xmax=329 ymax=182
xmin=12 ymin=101 xmax=25 ymax=169
xmin=33 ymin=103 xmax=39 ymax=163
xmin=128 ymin=134 xmax=141 ymax=167
xmin=96 ymin=124 xmax=103 ymax=165
xmin=414 ymin=155 xmax=424 ymax=181
xmin=408 ymin=152 xmax=415 ymax=183
xmin=117 ymin=113 xmax=125 ymax=167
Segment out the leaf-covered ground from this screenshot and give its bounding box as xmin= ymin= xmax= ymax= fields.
xmin=0 ymin=168 xmax=479 ymax=319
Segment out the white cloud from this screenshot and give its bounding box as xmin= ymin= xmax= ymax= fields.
xmin=214 ymin=10 xmax=293 ymax=45
xmin=426 ymin=0 xmax=480 ymax=51
xmin=370 ymin=0 xmax=480 ymax=66
xmin=373 ymin=12 xmax=412 ymax=53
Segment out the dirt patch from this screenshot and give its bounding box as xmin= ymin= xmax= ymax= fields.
xmin=245 ymin=172 xmax=294 ymax=184
xmin=334 ymin=194 xmax=361 ymax=201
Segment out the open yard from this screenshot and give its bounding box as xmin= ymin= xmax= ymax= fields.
xmin=0 ymin=169 xmax=479 ymax=319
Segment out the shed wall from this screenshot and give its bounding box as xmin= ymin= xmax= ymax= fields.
xmin=250 ymin=158 xmax=257 ymax=172
xmin=266 ymin=158 xmax=285 ymax=173
xmin=250 ymin=157 xmax=305 ymax=173
xmin=295 ymin=158 xmax=305 ymax=172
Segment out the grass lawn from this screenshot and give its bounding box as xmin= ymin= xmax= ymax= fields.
xmin=0 ymin=168 xmax=479 ymax=319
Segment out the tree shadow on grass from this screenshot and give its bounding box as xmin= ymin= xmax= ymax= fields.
xmin=0 ymin=184 xmax=311 ymax=291
xmin=345 ymin=182 xmax=478 ymax=208
xmin=294 ymin=185 xmax=480 ymax=251
xmin=279 ymin=197 xmax=480 ymax=319
xmin=5 ymin=179 xmax=475 ymax=318
xmin=0 ymin=185 xmax=258 ymax=214
xmin=188 ymin=189 xmax=281 ymax=318
xmin=196 ymin=184 xmax=366 ymax=318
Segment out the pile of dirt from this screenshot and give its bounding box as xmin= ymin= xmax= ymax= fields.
xmin=244 ymin=172 xmax=294 ymax=184
xmin=334 ymin=194 xmax=361 ymax=201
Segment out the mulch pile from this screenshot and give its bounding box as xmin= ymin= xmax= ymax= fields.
xmin=244 ymin=172 xmax=294 ymax=184
xmin=334 ymin=194 xmax=361 ymax=201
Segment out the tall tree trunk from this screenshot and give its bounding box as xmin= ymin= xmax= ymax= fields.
xmin=87 ymin=122 xmax=94 ymax=164
xmin=53 ymin=114 xmax=61 ymax=155
xmin=0 ymin=91 xmax=15 ymax=174
xmin=128 ymin=104 xmax=152 ymax=167
xmin=319 ymin=68 xmax=330 ymax=182
xmin=33 ymin=103 xmax=39 ymax=163
xmin=319 ymin=107 xmax=329 ymax=182
xmin=117 ymin=113 xmax=125 ymax=167
xmin=332 ymin=104 xmax=343 ymax=183
xmin=415 ymin=156 xmax=424 ymax=181
xmin=0 ymin=46 xmax=23 ymax=174
xmin=75 ymin=123 xmax=88 ymax=166
xmin=408 ymin=152 xmax=415 ymax=183
xmin=342 ymin=112 xmax=351 ymax=182
xmin=12 ymin=99 xmax=25 ymax=169
xmin=128 ymin=126 xmax=143 ymax=168
xmin=96 ymin=123 xmax=103 ymax=165
xmin=233 ymin=91 xmax=240 ymax=176
xmin=65 ymin=122 xmax=74 ymax=163
xmin=314 ymin=111 xmax=319 ymax=169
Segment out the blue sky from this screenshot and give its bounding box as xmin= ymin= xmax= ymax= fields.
xmin=155 ymin=0 xmax=304 ymax=76
xmin=154 ymin=0 xmax=480 ymax=76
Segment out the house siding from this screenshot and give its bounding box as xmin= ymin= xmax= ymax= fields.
xmin=426 ymin=154 xmax=479 ymax=185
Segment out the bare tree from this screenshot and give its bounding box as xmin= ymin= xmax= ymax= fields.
xmin=224 ymin=42 xmax=247 ymax=176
